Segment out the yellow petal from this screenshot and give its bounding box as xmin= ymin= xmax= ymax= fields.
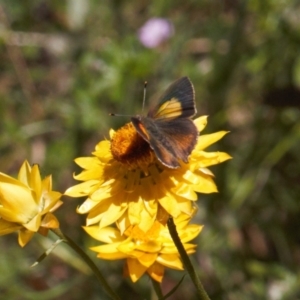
xmin=23 ymin=214 xmax=42 ymax=232
xmin=176 ymin=197 xmax=194 ymax=215
xmin=194 ymin=116 xmax=208 ymax=132
xmin=97 ymin=252 xmax=128 ymax=260
xmin=91 ymin=242 xmax=120 ymax=253
xmin=17 ymin=160 xmax=31 ymax=186
xmin=193 ymin=151 xmax=232 ymax=168
xmin=86 ymin=198 xmax=127 ymax=228
xmin=0 ymin=183 xmax=37 ymax=223
xmin=0 ymin=219 xmax=21 ymax=235
xmin=137 ymin=253 xmax=158 ymax=268
xmin=30 ymin=164 xmax=42 ymax=204
xmin=183 ymin=244 xmax=197 ymax=254
xmin=117 ymin=239 xmax=136 ymax=254
xmin=77 ymin=197 xmax=101 ymax=214
xmin=175 ymin=211 xmax=198 ymax=229
xmin=198 ymin=167 xmax=215 ymax=176
xmin=179 ymin=225 xmax=203 ymax=242
xmin=0 ymin=172 xmax=26 ymax=186
xmin=91 ymin=179 xmax=123 ymax=201
xmin=41 ymin=213 xmax=60 ymax=229
xmin=18 ymin=229 xmax=34 ymax=247
xmin=147 ymin=262 xmax=165 ymax=282
xmin=42 ymin=175 xmax=52 ymax=193
xmin=196 ymin=131 xmax=229 ymax=151
xmin=182 ymin=169 xmax=202 ymax=185
xmin=132 ymin=208 xmax=156 ymax=233
xmin=93 ymin=140 xmax=112 ymax=159
xmin=192 ymin=172 xmax=218 ymax=193
xmin=127 ymin=258 xmax=148 ymax=282
xmin=74 ymin=157 xmax=100 ymax=169
xmin=171 ymin=183 xmax=198 ymax=200
xmin=65 ymin=180 xmax=99 ymax=197
xmin=158 ymin=193 xmax=181 ymax=218
xmin=74 ymin=168 xmax=104 ymax=182
xmin=117 ymin=213 xmax=131 ymax=235
xmin=109 ymin=129 xmax=115 ymax=139
xmin=43 ymin=191 xmax=63 ymax=213
xmin=160 ymin=245 xmax=179 ymax=253
xmin=83 ymin=226 xmax=123 ymax=243
xmin=157 ymin=254 xmax=183 ymax=270
xmin=128 ymin=198 xmax=143 ymax=225
xmin=91 ymin=243 xmax=128 ymax=260
xmin=143 ymin=199 xmax=158 ymax=219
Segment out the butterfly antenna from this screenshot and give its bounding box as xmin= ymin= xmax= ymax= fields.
xmin=142 ymin=81 xmax=147 ymax=113
xmin=109 ymin=113 xmax=133 ymax=117
xmin=110 ymin=80 xmax=148 ymax=116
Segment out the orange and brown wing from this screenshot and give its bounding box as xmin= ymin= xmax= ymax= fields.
xmin=131 ymin=117 xmax=198 ymax=168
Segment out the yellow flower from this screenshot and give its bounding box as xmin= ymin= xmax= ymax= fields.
xmin=65 ymin=116 xmax=231 ymax=232
xmin=84 ymin=210 xmax=203 ymax=282
xmin=0 ymin=161 xmax=63 ymax=247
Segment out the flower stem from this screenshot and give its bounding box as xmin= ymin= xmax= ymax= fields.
xmin=151 ymin=277 xmax=164 ymax=299
xmin=51 ymin=228 xmax=121 ymax=300
xmin=167 ymin=217 xmax=210 ymax=300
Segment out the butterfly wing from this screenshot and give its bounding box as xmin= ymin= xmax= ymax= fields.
xmin=148 ymin=77 xmax=196 ymax=120
xmin=131 ymin=76 xmax=198 ymax=168
xmin=131 ymin=117 xmax=198 ymax=168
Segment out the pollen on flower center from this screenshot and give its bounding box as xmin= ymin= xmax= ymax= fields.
xmin=110 ymin=122 xmax=155 ymax=169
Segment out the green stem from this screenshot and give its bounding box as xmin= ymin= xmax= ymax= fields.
xmin=167 ymin=218 xmax=210 ymax=300
xmin=151 ymin=277 xmax=164 ymax=299
xmin=51 ymin=228 xmax=121 ymax=300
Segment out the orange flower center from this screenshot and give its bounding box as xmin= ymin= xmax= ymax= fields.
xmin=110 ymin=122 xmax=155 ymax=169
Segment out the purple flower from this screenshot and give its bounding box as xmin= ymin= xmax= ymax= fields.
xmin=138 ymin=18 xmax=174 ymax=48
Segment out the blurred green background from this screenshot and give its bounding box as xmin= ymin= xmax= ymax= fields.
xmin=1 ymin=1 xmax=300 ymax=299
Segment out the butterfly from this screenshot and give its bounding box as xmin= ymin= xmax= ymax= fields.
xmin=131 ymin=76 xmax=198 ymax=169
